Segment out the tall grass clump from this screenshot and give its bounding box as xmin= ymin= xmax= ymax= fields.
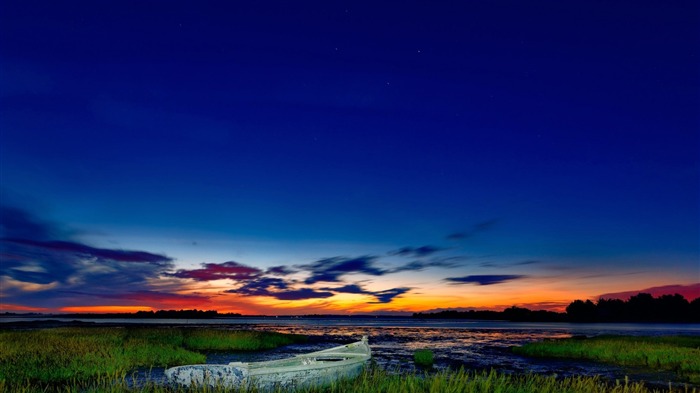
xmin=0 ymin=327 xmax=305 ymax=386
xmin=413 ymin=349 xmax=434 ymax=368
xmin=514 ymin=335 xmax=700 ymax=384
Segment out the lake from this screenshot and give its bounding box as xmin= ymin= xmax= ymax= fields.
xmin=3 ymin=317 xmax=699 ymax=387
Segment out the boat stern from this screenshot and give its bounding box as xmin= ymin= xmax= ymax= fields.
xmin=165 ymin=364 xmax=247 ymax=388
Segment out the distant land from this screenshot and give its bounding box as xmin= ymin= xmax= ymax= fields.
xmin=2 ymin=292 xmax=699 ymax=323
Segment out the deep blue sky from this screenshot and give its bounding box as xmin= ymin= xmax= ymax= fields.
xmin=1 ymin=1 xmax=698 ymax=313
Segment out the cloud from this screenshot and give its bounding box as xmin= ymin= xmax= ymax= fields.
xmin=321 ymin=283 xmax=413 ymax=303
xmin=234 ymin=277 xmax=290 ymax=296
xmin=0 ymin=203 xmax=180 ymax=310
xmin=226 ymin=277 xmax=333 ymax=300
xmin=445 ymin=274 xmax=526 ymax=285
xmin=229 ymin=274 xmax=410 ymax=303
xmin=168 ymin=261 xmax=262 ymax=281
xmin=266 ymin=265 xmax=297 ymax=276
xmin=598 ymin=283 xmax=700 ymax=301
xmin=301 ymin=256 xmax=384 ymax=284
xmin=0 ymin=205 xmax=58 ymax=240
xmin=299 ymin=253 xmax=464 ymax=285
xmin=323 ymin=284 xmax=366 ymax=294
xmin=446 ymin=219 xmax=499 ymax=240
xmin=273 ymin=288 xmax=334 ymax=301
xmin=389 ymin=256 xmax=465 ymax=273
xmin=389 ymin=245 xmax=445 ymax=258
xmin=369 ymin=287 xmax=411 ymax=303
xmin=480 ymin=259 xmax=540 ymax=268
xmin=3 ymin=238 xmax=173 ymax=265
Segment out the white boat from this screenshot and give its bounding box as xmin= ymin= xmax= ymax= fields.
xmin=165 ymin=336 xmax=371 ymax=390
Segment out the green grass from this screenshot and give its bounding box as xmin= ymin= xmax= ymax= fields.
xmin=0 ymin=327 xmax=306 ymax=385
xmin=1 ymin=367 xmax=695 ymax=393
xmin=2 ymin=329 xmax=697 ymax=393
xmin=413 ymin=349 xmax=434 ymax=368
xmin=513 ymin=335 xmax=700 ymax=384
xmin=183 ymin=329 xmax=305 ymax=351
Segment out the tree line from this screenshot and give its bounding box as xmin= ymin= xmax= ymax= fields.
xmin=413 ymin=293 xmax=700 ymax=323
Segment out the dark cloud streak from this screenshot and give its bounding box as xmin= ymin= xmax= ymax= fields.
xmin=302 ymin=256 xmax=384 ymax=284
xmin=447 ymin=219 xmax=499 ymax=241
xmin=389 ymin=245 xmax=444 ymax=258
xmin=168 ymin=261 xmax=261 ymax=281
xmin=445 ymin=274 xmax=526 ymax=285
xmin=3 ymin=238 xmax=173 ymax=265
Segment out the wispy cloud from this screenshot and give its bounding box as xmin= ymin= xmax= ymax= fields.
xmin=300 ymin=253 xmax=464 ymax=285
xmin=301 ymin=256 xmax=384 ymax=284
xmin=389 ymin=245 xmax=445 ymax=258
xmin=480 ymin=259 xmax=540 ymax=268
xmin=266 ymin=265 xmax=298 ymax=276
xmin=226 ymin=277 xmax=334 ymax=300
xmin=1 ymin=205 xmax=61 ymax=240
xmin=446 ymin=219 xmax=499 ymax=240
xmin=323 ymin=284 xmax=366 ymax=294
xmin=321 ymin=283 xmax=413 ymax=303
xmin=445 ymin=274 xmax=526 ymax=285
xmin=369 ymin=287 xmax=412 ymax=303
xmin=168 ymin=261 xmax=261 ymax=281
xmin=389 ymin=256 xmax=465 ymax=273
xmin=0 ymin=203 xmax=181 ymax=310
xmin=4 ymin=238 xmax=173 ymax=265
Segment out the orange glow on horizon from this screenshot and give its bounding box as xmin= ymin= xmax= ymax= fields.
xmin=60 ymin=305 xmax=154 ymax=313
xmin=0 ymin=303 xmax=50 ymax=312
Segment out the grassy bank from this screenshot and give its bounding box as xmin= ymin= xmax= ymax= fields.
xmin=514 ymin=335 xmax=700 ymax=384
xmin=2 ymin=329 xmax=697 ymax=393
xmin=1 ymin=367 xmax=694 ymax=393
xmin=0 ymin=327 xmax=306 ymax=385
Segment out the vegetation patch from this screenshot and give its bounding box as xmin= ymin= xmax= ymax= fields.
xmin=514 ymin=335 xmax=700 ymax=384
xmin=413 ymin=349 xmax=434 ymax=368
xmin=0 ymin=327 xmax=306 ymax=385
xmin=183 ymin=329 xmax=305 ymax=351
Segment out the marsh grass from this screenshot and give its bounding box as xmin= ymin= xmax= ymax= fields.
xmin=1 ymin=367 xmax=695 ymax=393
xmin=3 ymin=329 xmax=697 ymax=393
xmin=0 ymin=327 xmax=305 ymax=385
xmin=513 ymin=335 xmax=700 ymax=384
xmin=183 ymin=330 xmax=305 ymax=351
xmin=413 ymin=349 xmax=434 ymax=368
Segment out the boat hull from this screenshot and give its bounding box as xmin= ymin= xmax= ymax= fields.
xmin=165 ymin=364 xmax=246 ymax=388
xmin=165 ymin=336 xmax=371 ymax=390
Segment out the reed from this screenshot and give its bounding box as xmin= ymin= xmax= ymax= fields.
xmin=513 ymin=335 xmax=700 ymax=384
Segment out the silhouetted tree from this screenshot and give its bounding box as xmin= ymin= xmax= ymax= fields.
xmin=502 ymin=306 xmax=533 ymax=322
xmin=688 ymin=297 xmax=700 ymax=322
xmin=596 ymin=298 xmax=626 ymax=322
xmin=566 ymin=299 xmax=597 ymax=322
xmin=627 ymin=293 xmax=657 ymax=321
xmin=656 ymin=294 xmax=690 ymax=322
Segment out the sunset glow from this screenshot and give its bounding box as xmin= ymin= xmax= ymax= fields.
xmin=60 ymin=306 xmax=155 ymax=314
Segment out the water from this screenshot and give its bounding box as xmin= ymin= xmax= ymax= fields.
xmin=4 ymin=317 xmax=700 ymax=387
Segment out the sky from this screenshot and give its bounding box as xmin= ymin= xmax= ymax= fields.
xmin=1 ymin=0 xmax=698 ymax=315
